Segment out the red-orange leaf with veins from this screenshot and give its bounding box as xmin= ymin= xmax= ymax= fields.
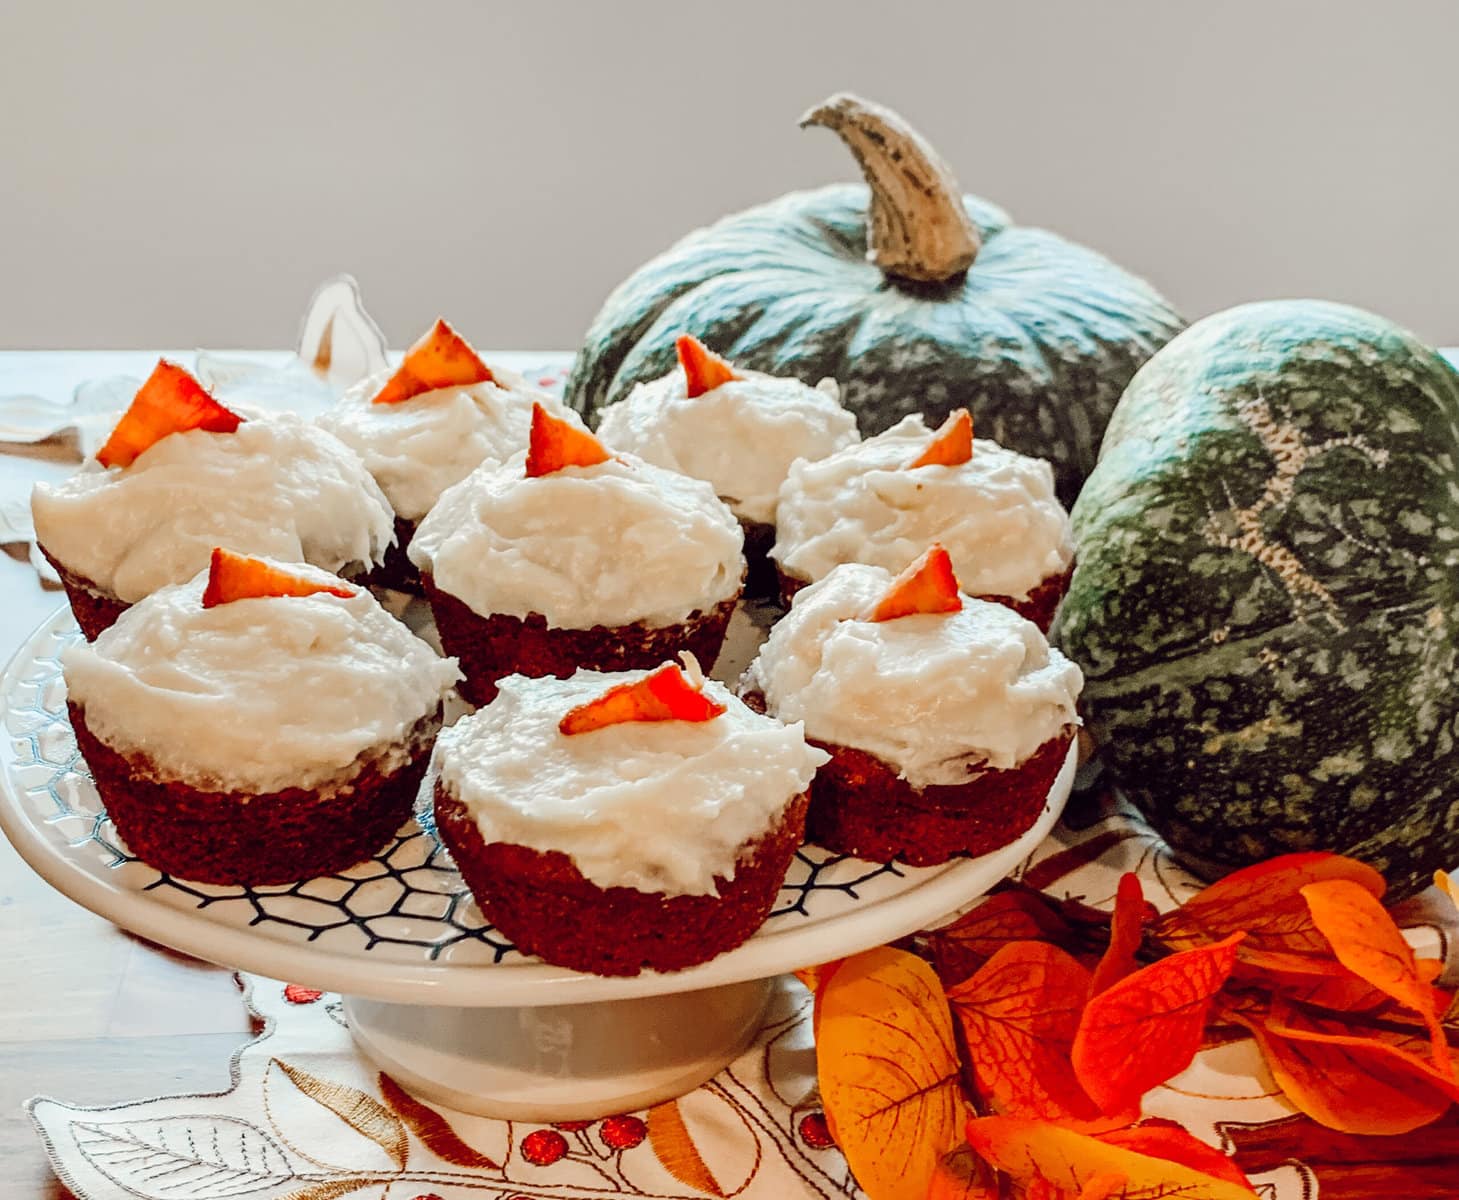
xmin=1089 ymin=873 xmax=1147 ymax=998
xmin=1301 ymin=878 xmax=1452 ymax=1071
xmin=817 ymin=947 xmax=970 ymax=1200
xmin=928 ymin=889 xmax=1081 ymax=989
xmin=923 ymin=1144 xmax=1000 ymax=1200
xmin=1152 ymin=852 xmax=1384 ymax=957
xmin=1072 ymin=932 xmax=1243 ymax=1116
xmin=947 ymin=942 xmax=1106 ymax=1124
xmin=1096 ymin=1120 xmax=1254 ymax=1191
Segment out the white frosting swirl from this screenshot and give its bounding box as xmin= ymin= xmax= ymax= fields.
xmin=434 ymin=668 xmax=827 ymax=895
xmin=743 ymin=563 xmax=1082 ymax=787
xmin=32 ymin=410 xmax=395 ymax=603
xmin=771 ymin=414 xmax=1073 ymax=600
xmin=62 ymin=562 xmax=461 ymax=793
xmin=596 ymin=370 xmax=858 ymax=525
xmin=409 ymin=453 xmax=744 ymax=629
xmin=318 ymin=366 xmax=572 ymax=521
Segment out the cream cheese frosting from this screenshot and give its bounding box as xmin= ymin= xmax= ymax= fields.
xmin=771 ymin=414 xmax=1073 ymax=600
xmin=596 ymin=370 xmax=858 ymax=525
xmin=32 ymin=410 xmax=395 ymax=604
xmin=409 ymin=452 xmax=745 ymax=629
xmin=317 ymin=366 xmax=572 ymax=522
xmin=743 ymin=563 xmax=1082 ymax=788
xmin=62 ymin=562 xmax=462 ymax=793
xmin=434 ymin=668 xmax=827 ymax=896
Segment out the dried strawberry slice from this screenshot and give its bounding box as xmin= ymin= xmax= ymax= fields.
xmin=371 ymin=317 xmax=493 ymax=405
xmin=864 ymin=544 xmax=963 ymax=622
xmin=908 ymin=408 xmax=973 ymax=469
xmin=525 ymin=402 xmax=611 ymax=476
xmin=676 ymin=334 xmax=739 ymax=397
xmin=95 ymin=360 xmax=244 ymax=469
xmin=559 ymin=659 xmax=725 ymax=735
xmin=201 ymin=548 xmax=356 ymax=608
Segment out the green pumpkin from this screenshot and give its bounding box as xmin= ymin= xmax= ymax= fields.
xmin=565 ymin=94 xmax=1185 ymax=505
xmin=1052 ymin=300 xmax=1459 ymax=896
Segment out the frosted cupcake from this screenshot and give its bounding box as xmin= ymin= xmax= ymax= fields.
xmin=771 ymin=409 xmax=1074 ymax=629
xmin=432 ymin=656 xmax=828 ymax=975
xmin=410 ymin=404 xmax=745 ymax=705
xmin=596 ymin=335 xmax=857 ymax=594
xmin=318 ymin=318 xmax=574 ymax=591
xmin=32 ymin=360 xmax=395 ymax=640
xmin=741 ymin=548 xmax=1081 ymax=865
xmin=63 ymin=550 xmax=461 ymax=885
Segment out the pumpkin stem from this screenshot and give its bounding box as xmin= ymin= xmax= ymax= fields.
xmin=800 ymin=92 xmax=980 ymax=284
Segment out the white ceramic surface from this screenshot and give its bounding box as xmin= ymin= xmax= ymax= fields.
xmin=0 ymin=604 xmax=1074 ymax=1007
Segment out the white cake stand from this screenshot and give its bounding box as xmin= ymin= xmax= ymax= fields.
xmin=0 ymin=605 xmax=1074 ymax=1121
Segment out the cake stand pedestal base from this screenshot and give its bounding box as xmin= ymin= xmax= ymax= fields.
xmin=343 ymin=976 xmax=774 ymax=1121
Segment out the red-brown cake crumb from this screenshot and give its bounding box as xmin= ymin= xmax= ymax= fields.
xmin=70 ymin=701 xmax=438 ymax=885
xmin=434 ymin=785 xmax=809 ymax=975
xmin=421 ymin=572 xmax=739 ymax=706
xmin=43 ymin=551 xmax=130 ymax=641
xmin=776 ymin=562 xmax=1074 ymax=632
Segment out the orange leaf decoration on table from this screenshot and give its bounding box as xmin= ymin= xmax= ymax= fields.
xmin=1071 ymin=932 xmax=1243 ymax=1116
xmin=965 ymin=1116 xmax=1257 ymax=1199
xmin=865 ymin=544 xmax=963 ymax=622
xmin=1095 ymin=1119 xmax=1256 ymax=1191
xmin=816 ymin=946 xmax=970 ymax=1200
xmin=676 ymin=334 xmax=740 ymax=397
xmin=1152 ymin=851 xmax=1384 ymax=958
xmin=1088 ymin=872 xmax=1146 ymax=998
xmin=525 ymin=401 xmax=612 ymax=476
xmin=910 ymin=408 xmax=974 ymax=468
xmin=558 ymin=658 xmax=724 ymax=735
xmin=371 ymin=317 xmax=493 ymax=405
xmin=96 ymin=360 xmax=245 ymax=469
xmin=928 ymin=889 xmax=1081 ymax=989
xmin=1301 ymin=877 xmax=1452 ymax=1069
xmin=925 ymin=1144 xmax=1000 ymax=1200
xmin=201 ymin=549 xmax=356 ymax=609
xmin=947 ymin=942 xmax=1106 ymax=1124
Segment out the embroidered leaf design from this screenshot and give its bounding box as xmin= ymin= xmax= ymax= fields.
xmin=377 ymin=1072 xmax=499 ymax=1169
xmin=646 ymin=1099 xmax=724 ymax=1197
xmin=71 ymin=1116 xmax=297 ymax=1198
xmin=1089 ymin=873 xmax=1147 ymax=998
xmin=1301 ymin=879 xmax=1451 ymax=1069
xmin=928 ymin=889 xmax=1078 ymax=987
xmin=816 ymin=946 xmax=969 ymax=1200
xmin=274 ymin=1181 xmax=379 ymax=1200
xmin=1151 ymin=851 xmax=1383 ymax=956
xmin=272 ymin=1059 xmax=408 ymax=1169
xmin=1071 ymin=932 xmax=1243 ymax=1115
xmin=965 ymin=1115 xmax=1258 ymax=1199
xmin=947 ymin=942 xmax=1104 ymax=1123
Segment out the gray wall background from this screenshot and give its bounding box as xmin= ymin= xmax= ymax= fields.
xmin=4 ymin=1 xmax=1458 ymax=351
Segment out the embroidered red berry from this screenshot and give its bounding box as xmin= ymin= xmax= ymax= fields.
xmin=599 ymin=1114 xmax=647 ymax=1150
xmin=282 ymin=984 xmax=323 ymax=1004
xmin=521 ymin=1128 xmax=569 ymax=1166
xmin=410 ymin=1194 xmax=446 ymax=1200
xmin=799 ymin=1111 xmax=835 ymax=1149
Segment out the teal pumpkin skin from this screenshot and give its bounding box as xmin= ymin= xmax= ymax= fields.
xmin=565 ymin=182 xmax=1184 ymax=506
xmin=1052 ymin=300 xmax=1459 ymax=895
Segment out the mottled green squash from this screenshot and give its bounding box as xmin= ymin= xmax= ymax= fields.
xmin=1053 ymin=300 xmax=1459 ymax=895
xmin=566 ymin=94 xmax=1184 ymax=504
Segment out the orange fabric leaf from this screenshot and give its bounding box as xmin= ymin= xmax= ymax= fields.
xmin=371 ymin=317 xmax=492 ymax=405
xmin=1072 ymin=932 xmax=1243 ymax=1115
xmin=676 ymin=334 xmax=739 ymax=397
xmin=1152 ymin=852 xmax=1383 ymax=957
xmin=817 ymin=946 xmax=970 ymax=1200
xmin=96 ymin=360 xmax=244 ymax=468
xmin=947 ymin=942 xmax=1104 ymax=1123
xmin=201 ymin=548 xmax=355 ymax=608
xmin=1089 ymin=873 xmax=1146 ymax=998
xmin=1229 ymin=947 xmax=1390 ymax=1013
xmin=929 ymin=889 xmax=1078 ymax=989
xmin=559 ymin=660 xmax=724 ymax=735
xmin=1096 ymin=1120 xmax=1254 ymax=1191
xmin=965 ymin=1116 xmax=1257 ymax=1199
xmin=924 ymin=1144 xmax=1001 ymax=1200
xmin=865 ymin=544 xmax=963 ymax=622
xmin=1301 ymin=878 xmax=1450 ymax=1070
xmin=910 ymin=409 xmax=974 ymax=469
xmin=1074 ymin=1173 xmax=1128 ymax=1200
xmin=525 ymin=402 xmax=611 ymax=476
xmin=795 ymin=958 xmax=844 ymax=1041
